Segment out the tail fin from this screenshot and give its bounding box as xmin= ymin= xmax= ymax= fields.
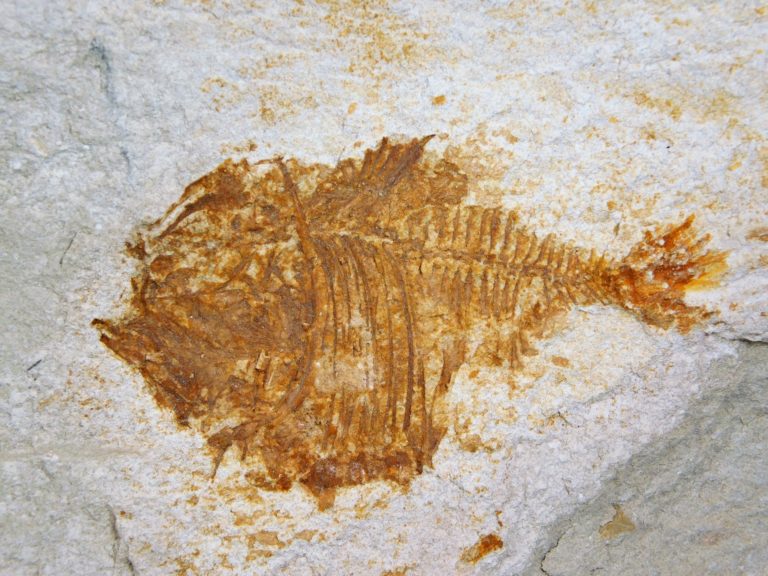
xmin=607 ymin=216 xmax=727 ymax=332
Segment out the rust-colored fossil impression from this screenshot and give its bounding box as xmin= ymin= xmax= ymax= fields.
xmin=94 ymin=136 xmax=726 ymax=507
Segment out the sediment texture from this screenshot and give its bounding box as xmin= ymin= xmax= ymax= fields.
xmin=1 ymin=2 xmax=766 ymax=575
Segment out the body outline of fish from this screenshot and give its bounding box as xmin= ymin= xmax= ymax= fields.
xmin=94 ymin=136 xmax=727 ymax=508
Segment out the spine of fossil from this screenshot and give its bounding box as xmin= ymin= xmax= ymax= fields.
xmin=396 ymin=206 xmax=725 ymax=335
xmin=397 ymin=205 xmax=597 ymax=318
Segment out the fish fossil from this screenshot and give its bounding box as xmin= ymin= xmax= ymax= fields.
xmin=94 ymin=136 xmax=726 ymax=508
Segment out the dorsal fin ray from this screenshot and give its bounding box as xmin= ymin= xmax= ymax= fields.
xmin=305 ymin=136 xmax=443 ymax=228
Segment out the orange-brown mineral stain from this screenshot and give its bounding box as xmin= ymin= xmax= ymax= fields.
xmin=93 ymin=136 xmax=726 ymax=508
xmin=598 ymin=504 xmax=636 ymax=539
xmin=460 ymin=533 xmax=504 ymax=563
xmin=633 ymin=91 xmax=683 ymax=121
xmin=760 ymin=147 xmax=768 ymax=188
xmin=293 ymin=529 xmax=318 ymax=542
xmin=381 ymin=567 xmax=410 ymax=576
xmin=747 ymin=227 xmax=768 ymax=242
xmin=249 ymin=530 xmax=285 ymax=548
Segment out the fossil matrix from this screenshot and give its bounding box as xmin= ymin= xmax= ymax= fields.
xmin=94 ymin=137 xmax=726 ymax=507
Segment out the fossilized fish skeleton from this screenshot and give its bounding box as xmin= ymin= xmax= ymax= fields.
xmin=94 ymin=136 xmax=726 ymax=508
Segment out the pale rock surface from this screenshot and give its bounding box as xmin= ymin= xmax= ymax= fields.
xmin=1 ymin=1 xmax=766 ymax=575
xmin=528 ymin=343 xmax=768 ymax=576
